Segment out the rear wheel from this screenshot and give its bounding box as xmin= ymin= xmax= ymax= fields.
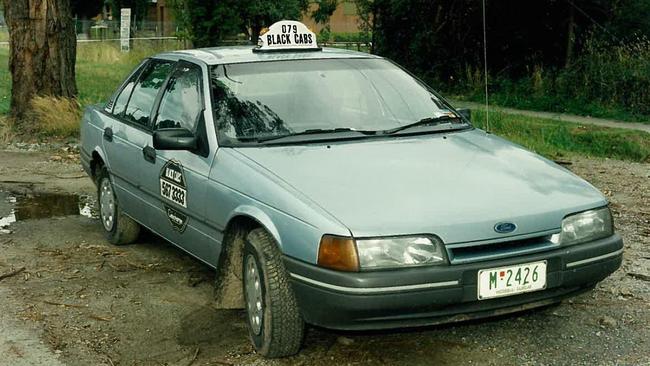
xmin=96 ymin=167 xmax=140 ymax=245
xmin=243 ymin=228 xmax=304 ymax=357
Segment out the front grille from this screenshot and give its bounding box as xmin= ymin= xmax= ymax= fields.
xmin=447 ymin=234 xmax=559 ymax=264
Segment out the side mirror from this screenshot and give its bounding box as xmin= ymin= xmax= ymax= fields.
xmin=457 ymin=108 xmax=471 ymax=122
xmin=153 ymin=128 xmax=198 ymax=151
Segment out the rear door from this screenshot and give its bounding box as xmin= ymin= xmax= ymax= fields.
xmin=139 ymin=61 xmax=217 ymax=263
xmin=101 ymin=59 xmax=175 ymax=227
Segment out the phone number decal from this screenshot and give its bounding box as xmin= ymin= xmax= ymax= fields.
xmin=160 ymin=179 xmax=187 ymax=208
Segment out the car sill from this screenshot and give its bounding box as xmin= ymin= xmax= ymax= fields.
xmin=289 ymin=273 xmax=459 ymax=294
xmin=565 ymin=248 xmax=623 ymax=268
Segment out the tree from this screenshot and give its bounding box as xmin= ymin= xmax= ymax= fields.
xmin=3 ymin=0 xmax=77 ymax=123
xmin=311 ymin=0 xmax=338 ymax=41
xmin=354 ymin=0 xmax=642 ymax=86
xmin=240 ymin=0 xmax=309 ymax=43
xmin=168 ymin=0 xmax=310 ymax=48
xmin=168 ymin=0 xmax=241 ymax=47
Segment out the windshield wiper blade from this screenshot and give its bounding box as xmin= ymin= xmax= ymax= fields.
xmin=255 ymin=128 xmax=376 ymax=143
xmin=383 ymin=115 xmax=461 ymax=134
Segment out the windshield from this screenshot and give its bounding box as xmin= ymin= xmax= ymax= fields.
xmin=210 ymin=58 xmax=465 ymax=144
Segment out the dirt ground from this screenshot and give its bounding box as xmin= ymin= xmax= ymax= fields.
xmin=0 ymin=147 xmax=648 ymax=366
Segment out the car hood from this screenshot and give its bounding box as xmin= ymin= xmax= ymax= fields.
xmin=234 ymin=129 xmax=607 ymax=244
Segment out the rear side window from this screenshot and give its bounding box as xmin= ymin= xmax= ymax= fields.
xmin=112 ymin=78 xmax=137 ymax=117
xmin=124 ymin=60 xmax=174 ymax=127
xmin=154 ymin=63 xmax=203 ymax=131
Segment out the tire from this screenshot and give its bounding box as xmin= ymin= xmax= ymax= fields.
xmin=242 ymin=228 xmax=304 ymax=357
xmin=96 ymin=166 xmax=140 ymax=245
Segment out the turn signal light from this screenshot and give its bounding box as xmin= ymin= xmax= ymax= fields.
xmin=317 ymin=235 xmax=359 ymax=272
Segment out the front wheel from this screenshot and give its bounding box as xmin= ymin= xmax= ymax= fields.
xmin=96 ymin=167 xmax=140 ymax=245
xmin=243 ymin=228 xmax=304 ymax=357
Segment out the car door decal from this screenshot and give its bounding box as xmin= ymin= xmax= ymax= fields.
xmin=159 ymin=160 xmax=187 ymax=208
xmin=164 ymin=204 xmax=189 ymax=233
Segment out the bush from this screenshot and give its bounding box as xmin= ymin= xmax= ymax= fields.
xmin=29 ymin=96 xmax=82 ymax=137
xmin=454 ymin=38 xmax=650 ymax=122
xmin=0 ymin=115 xmax=15 ymax=144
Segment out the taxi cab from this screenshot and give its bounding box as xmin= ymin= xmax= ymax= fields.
xmin=80 ymin=21 xmax=623 ymax=357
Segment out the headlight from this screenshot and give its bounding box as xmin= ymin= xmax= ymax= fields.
xmin=554 ymin=207 xmax=613 ymax=246
xmin=356 ymin=236 xmax=446 ymax=269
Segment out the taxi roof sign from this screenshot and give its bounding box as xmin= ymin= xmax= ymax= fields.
xmin=255 ymin=20 xmax=320 ymax=52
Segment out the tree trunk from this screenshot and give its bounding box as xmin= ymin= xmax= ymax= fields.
xmin=565 ymin=4 xmax=575 ymax=68
xmin=3 ymin=0 xmax=77 ymax=123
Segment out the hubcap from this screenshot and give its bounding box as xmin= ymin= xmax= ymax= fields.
xmin=244 ymin=254 xmax=263 ymax=335
xmin=99 ymin=178 xmax=116 ymax=231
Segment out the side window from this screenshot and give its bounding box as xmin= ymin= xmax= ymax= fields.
xmin=111 ymin=63 xmax=145 ymax=117
xmin=124 ymin=60 xmax=174 ymax=127
xmin=112 ymin=79 xmax=136 ymax=117
xmin=154 ymin=64 xmax=203 ymax=131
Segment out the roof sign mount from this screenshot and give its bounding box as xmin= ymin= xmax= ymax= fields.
xmin=254 ymin=20 xmax=321 ymax=53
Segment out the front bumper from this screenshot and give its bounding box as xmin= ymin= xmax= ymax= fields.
xmin=285 ymin=234 xmax=623 ymax=330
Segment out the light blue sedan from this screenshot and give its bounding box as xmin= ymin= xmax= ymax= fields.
xmin=80 ymin=22 xmax=623 ymax=357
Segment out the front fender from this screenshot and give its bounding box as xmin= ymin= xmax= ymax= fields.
xmin=226 ymin=205 xmax=283 ymax=249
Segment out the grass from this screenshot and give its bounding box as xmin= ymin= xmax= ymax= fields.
xmin=471 ymin=109 xmax=650 ymax=162
xmin=0 ymin=47 xmax=9 ymax=115
xmin=0 ymin=114 xmax=15 ymax=144
xmin=457 ymin=86 xmax=650 ymax=125
xmin=29 ymin=96 xmax=82 ymax=137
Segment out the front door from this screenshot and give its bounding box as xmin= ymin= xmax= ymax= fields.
xmin=139 ymin=61 xmax=216 ymax=263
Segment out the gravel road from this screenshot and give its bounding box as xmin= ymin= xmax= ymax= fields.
xmin=0 ymin=149 xmax=648 ymax=366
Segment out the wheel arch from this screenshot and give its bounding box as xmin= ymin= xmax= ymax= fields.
xmin=90 ymin=147 xmax=108 ymax=182
xmin=213 ymin=208 xmax=282 ymax=309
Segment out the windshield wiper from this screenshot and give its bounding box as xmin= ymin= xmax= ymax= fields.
xmin=383 ymin=115 xmax=462 ymax=135
xmin=251 ymin=128 xmax=376 ymax=143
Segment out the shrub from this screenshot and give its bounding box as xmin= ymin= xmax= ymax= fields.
xmin=454 ymin=38 xmax=650 ymax=122
xmin=0 ymin=115 xmax=15 ymax=144
xmin=29 ymin=96 xmax=82 ymax=137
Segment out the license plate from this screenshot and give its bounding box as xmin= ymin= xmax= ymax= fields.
xmin=477 ymin=261 xmax=547 ymax=300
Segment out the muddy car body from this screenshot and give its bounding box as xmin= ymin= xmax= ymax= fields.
xmin=80 ymin=21 xmax=623 ymax=357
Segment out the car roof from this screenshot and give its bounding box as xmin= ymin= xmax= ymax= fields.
xmin=153 ymin=45 xmax=381 ymax=65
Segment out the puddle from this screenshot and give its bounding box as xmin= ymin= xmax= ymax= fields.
xmin=0 ymin=191 xmax=97 ymax=228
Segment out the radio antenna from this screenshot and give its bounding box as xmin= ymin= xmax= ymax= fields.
xmin=481 ymin=0 xmax=490 ymax=132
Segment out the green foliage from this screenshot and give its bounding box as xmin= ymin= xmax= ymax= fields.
xmin=355 ymin=0 xmax=650 ymax=121
xmin=455 ymin=39 xmax=650 ymax=123
xmin=311 ymin=0 xmax=337 ymax=24
xmin=167 ymin=0 xmax=241 ymax=47
xmin=168 ymin=0 xmax=309 ymax=47
xmin=471 ymin=109 xmax=650 ymax=162
xmin=604 ymin=0 xmax=650 ymax=42
xmin=240 ymin=0 xmax=309 ymax=41
xmin=0 ymin=48 xmax=9 ymax=115
xmin=330 ymin=32 xmax=371 ymax=42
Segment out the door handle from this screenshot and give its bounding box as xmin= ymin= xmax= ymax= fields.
xmin=142 ymin=146 xmax=156 ymax=163
xmin=103 ymin=127 xmax=113 ymax=142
